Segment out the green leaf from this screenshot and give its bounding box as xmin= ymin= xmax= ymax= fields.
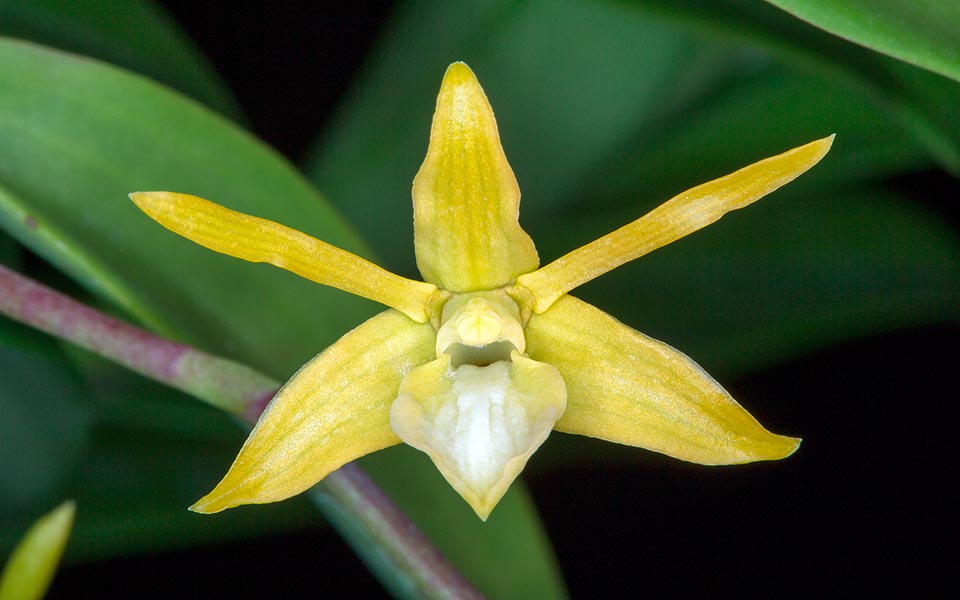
xmin=0 ymin=37 xmax=374 ymax=378
xmin=0 ymin=0 xmax=241 ymax=118
xmin=616 ymin=0 xmax=960 ymax=174
xmin=764 ymin=0 xmax=960 ymax=83
xmin=65 ymin=368 xmax=319 ymax=560
xmin=557 ymin=65 xmax=927 ymax=217
xmin=0 ymin=38 xmax=563 ymax=597
xmin=0 ymin=321 xmax=88 ymax=518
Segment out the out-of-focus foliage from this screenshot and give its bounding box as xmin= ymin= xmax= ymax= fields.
xmin=0 ymin=0 xmax=241 ymax=117
xmin=764 ymin=0 xmax=960 ymax=83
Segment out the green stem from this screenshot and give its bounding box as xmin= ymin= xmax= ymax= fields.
xmin=0 ymin=264 xmax=481 ymax=600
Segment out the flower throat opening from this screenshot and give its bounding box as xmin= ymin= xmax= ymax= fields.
xmin=435 ymin=292 xmax=526 ymax=368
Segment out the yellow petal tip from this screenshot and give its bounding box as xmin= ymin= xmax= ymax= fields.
xmin=128 ymin=190 xmax=159 ymax=204
xmin=724 ymin=432 xmax=802 ymax=464
xmin=771 ymin=434 xmax=802 ymax=460
xmin=809 ymin=133 xmax=836 ymax=160
xmin=129 ymin=191 xmax=174 ymax=219
xmin=187 ymin=496 xmax=227 ymax=515
xmin=442 ymin=61 xmax=478 ymax=85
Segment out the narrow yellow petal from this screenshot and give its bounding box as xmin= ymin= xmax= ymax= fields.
xmin=524 ymin=296 xmax=799 ymax=464
xmin=190 ymin=310 xmax=435 ymax=513
xmin=515 ymin=136 xmax=835 ymax=313
xmin=0 ymin=501 xmax=75 ymax=600
xmin=413 ymin=62 xmax=539 ymax=292
xmin=130 ymin=192 xmax=442 ymax=323
xmin=390 ymin=352 xmax=566 ymax=520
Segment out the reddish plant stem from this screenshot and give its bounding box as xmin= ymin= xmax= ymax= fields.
xmin=0 ymin=264 xmax=482 ymax=599
xmin=0 ymin=263 xmax=275 ymax=414
xmin=2 ymin=264 xmax=190 ymax=381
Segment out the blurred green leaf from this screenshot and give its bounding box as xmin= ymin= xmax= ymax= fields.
xmin=0 ymin=322 xmax=87 ymax=518
xmin=0 ymin=233 xmax=17 ymax=267
xmin=0 ymin=37 xmax=374 ymax=378
xmin=64 ymin=368 xmax=319 ymax=561
xmin=764 ymin=0 xmax=960 ymax=83
xmin=559 ymin=65 xmax=927 ymax=216
xmin=0 ymin=38 xmax=563 ymax=596
xmin=0 ymin=0 xmax=240 ymax=119
xmin=617 ymin=0 xmax=960 ymax=174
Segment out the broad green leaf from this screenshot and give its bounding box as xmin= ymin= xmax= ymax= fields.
xmin=764 ymin=0 xmax=960 ymax=83
xmin=0 ymin=0 xmax=240 ymax=118
xmin=537 ymin=185 xmax=960 ymax=378
xmin=615 ymin=0 xmax=960 ymax=174
xmin=0 ymin=38 xmax=562 ymax=596
xmin=0 ymin=38 xmax=374 ymax=378
xmin=63 ymin=374 xmax=319 ymax=560
xmin=559 ymin=66 xmax=928 ymax=216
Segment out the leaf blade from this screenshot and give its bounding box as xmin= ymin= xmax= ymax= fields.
xmin=764 ymin=0 xmax=960 ymax=83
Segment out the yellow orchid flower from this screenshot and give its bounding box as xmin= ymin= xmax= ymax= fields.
xmin=131 ymin=62 xmax=832 ymax=520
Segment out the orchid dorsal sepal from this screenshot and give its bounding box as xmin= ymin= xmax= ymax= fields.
xmin=130 ymin=191 xmax=444 ymax=323
xmin=514 ymin=135 xmax=836 ymax=314
xmin=413 ymin=62 xmax=539 ymax=292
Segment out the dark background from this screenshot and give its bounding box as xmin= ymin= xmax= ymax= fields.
xmin=44 ymin=2 xmax=957 ymax=597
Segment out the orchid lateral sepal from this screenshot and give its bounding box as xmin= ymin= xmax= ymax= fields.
xmin=525 ymin=296 xmax=800 ymax=463
xmin=190 ymin=310 xmax=435 ymax=513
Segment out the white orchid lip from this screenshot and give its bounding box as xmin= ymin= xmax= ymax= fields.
xmin=389 ymin=349 xmax=567 ymax=520
xmin=391 ymin=290 xmax=567 ymax=519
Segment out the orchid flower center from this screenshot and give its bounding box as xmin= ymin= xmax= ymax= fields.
xmin=435 ymin=292 xmax=526 ymax=367
xmin=390 ymin=289 xmax=566 ymax=519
